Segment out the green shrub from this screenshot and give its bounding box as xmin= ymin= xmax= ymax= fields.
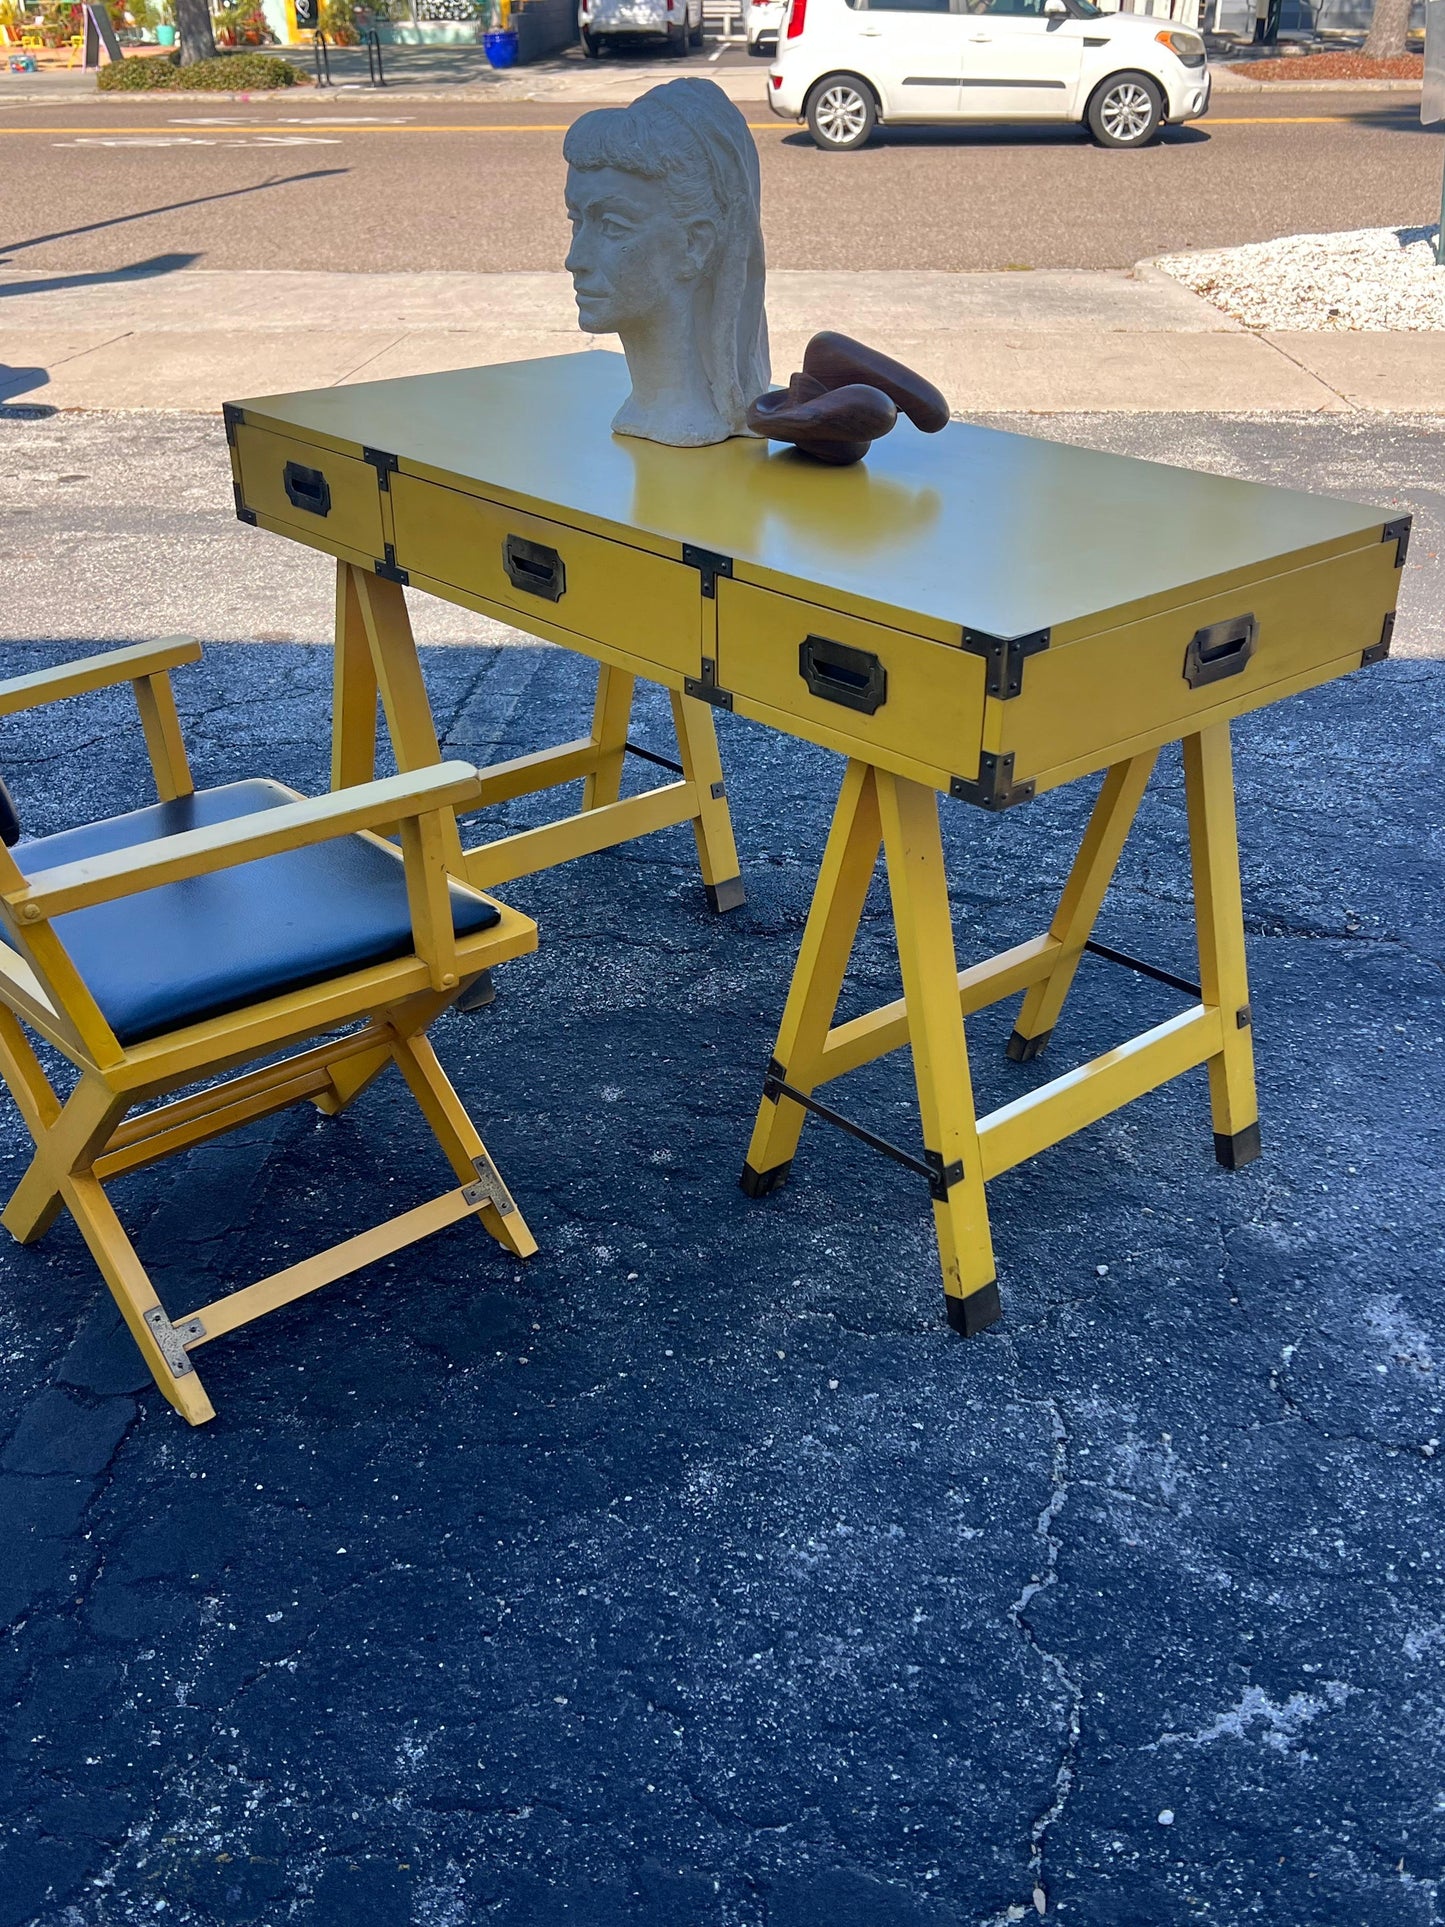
xmin=98 ymin=49 xmax=303 ymax=86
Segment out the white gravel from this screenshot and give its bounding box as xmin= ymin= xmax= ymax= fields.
xmin=1152 ymin=224 xmax=1445 ymax=331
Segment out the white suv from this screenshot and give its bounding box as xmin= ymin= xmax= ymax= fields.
xmin=767 ymin=0 xmax=1209 ymax=150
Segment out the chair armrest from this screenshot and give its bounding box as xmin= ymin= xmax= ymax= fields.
xmin=7 ymin=763 xmax=483 ymax=922
xmin=0 ymin=638 xmax=203 ymax=718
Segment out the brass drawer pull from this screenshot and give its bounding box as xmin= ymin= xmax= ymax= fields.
xmin=799 ymin=634 xmax=887 ymax=715
xmin=282 ymin=461 xmax=331 ymax=518
xmin=503 ymin=534 xmax=566 ymax=602
xmin=1184 ymin=614 xmax=1256 ymax=690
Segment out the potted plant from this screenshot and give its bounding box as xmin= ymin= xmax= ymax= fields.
xmin=482 ymin=0 xmax=515 ymax=66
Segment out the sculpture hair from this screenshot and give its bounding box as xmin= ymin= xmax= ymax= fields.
xmin=563 ymin=78 xmax=770 ymax=438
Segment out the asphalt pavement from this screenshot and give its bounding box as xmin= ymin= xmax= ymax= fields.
xmin=1 ymin=92 xmax=1439 ymax=272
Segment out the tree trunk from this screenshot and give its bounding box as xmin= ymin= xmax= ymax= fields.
xmin=174 ymin=0 xmax=217 ymax=63
xmin=1362 ymin=0 xmax=1411 ymax=60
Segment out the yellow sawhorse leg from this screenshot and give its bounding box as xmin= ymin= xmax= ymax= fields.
xmin=330 ymin=564 xmax=745 ymax=912
xmin=742 ymin=762 xmax=999 ymax=1336
xmin=1005 ymin=749 xmax=1159 ymax=1064
xmin=1184 ymin=722 xmax=1260 ymax=1168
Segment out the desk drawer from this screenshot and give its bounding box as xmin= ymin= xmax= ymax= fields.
xmin=389 ymin=473 xmax=703 ymax=678
xmin=231 ymin=424 xmax=385 ymax=561
xmin=1005 ymin=535 xmax=1401 ymax=789
xmin=716 ymin=578 xmax=987 ymax=788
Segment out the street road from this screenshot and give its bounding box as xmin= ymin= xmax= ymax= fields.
xmin=1 ymin=92 xmax=1439 ymax=272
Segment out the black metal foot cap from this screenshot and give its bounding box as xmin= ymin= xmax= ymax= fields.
xmin=1215 ymin=1121 xmax=1262 ymax=1170
xmin=945 ymin=1281 xmax=1002 ymax=1337
xmin=740 ymin=1160 xmax=791 ymax=1199
xmin=707 ymin=876 xmax=747 ymax=914
xmin=1005 ymin=1027 xmax=1052 ymax=1065
xmin=455 ymin=970 xmax=496 ymax=1013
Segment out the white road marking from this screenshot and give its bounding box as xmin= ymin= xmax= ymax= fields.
xmin=169 ymin=114 xmax=414 ymax=124
xmin=53 ymin=135 xmax=343 ymax=147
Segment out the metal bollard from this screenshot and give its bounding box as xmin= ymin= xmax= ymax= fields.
xmin=365 ymin=27 xmax=385 ymax=84
xmin=312 ymin=29 xmax=331 ymax=86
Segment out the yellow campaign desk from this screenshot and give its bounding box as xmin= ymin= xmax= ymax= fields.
xmin=227 ymin=351 xmax=1406 ymax=1334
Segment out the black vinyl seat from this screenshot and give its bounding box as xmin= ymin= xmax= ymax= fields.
xmin=17 ymin=779 xmax=500 ymax=1046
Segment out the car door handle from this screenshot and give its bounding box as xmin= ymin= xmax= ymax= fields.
xmin=968 ymin=30 xmax=991 ymax=38
xmin=860 ymin=25 xmax=882 ymax=33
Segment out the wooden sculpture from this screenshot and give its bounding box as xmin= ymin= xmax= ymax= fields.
xmin=747 ymin=332 xmax=950 ymax=466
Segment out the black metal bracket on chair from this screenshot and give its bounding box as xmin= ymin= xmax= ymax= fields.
xmin=760 ymin=1059 xmax=963 ymax=1200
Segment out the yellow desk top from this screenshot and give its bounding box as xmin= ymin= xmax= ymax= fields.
xmin=236 ymin=351 xmax=1394 ymax=645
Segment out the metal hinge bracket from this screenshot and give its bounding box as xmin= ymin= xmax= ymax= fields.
xmin=143 ymin=1306 xmax=203 ymax=1379
xmin=684 ymin=656 xmax=733 ymax=710
xmin=949 ymin=751 xmax=1035 ymax=813
xmin=375 ymin=543 xmax=409 ymax=585
xmin=922 ymin=1150 xmax=965 ymax=1202
xmin=1382 ymin=515 xmax=1411 ymax=567
xmin=683 ymin=545 xmax=733 ymax=599
xmin=1360 ymin=610 xmax=1394 ymax=667
xmin=364 ymin=446 xmax=399 ymax=490
xmin=463 ymin=1155 xmax=516 ymax=1217
xmin=960 ymin=625 xmax=1050 ymax=700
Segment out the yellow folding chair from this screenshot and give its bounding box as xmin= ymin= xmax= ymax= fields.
xmin=0 ymin=638 xmax=538 ymax=1425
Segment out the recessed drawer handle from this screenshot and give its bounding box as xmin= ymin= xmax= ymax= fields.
xmin=799 ymin=634 xmax=887 ymax=715
xmin=503 ymin=534 xmax=566 ymax=602
xmin=282 ymin=461 xmax=331 ymax=517
xmin=1184 ymin=614 xmax=1257 ymax=690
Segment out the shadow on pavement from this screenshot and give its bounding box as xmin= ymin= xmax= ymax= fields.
xmin=0 ymin=251 xmax=200 ymax=302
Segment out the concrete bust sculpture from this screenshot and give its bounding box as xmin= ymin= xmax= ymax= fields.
xmin=564 ymin=77 xmax=770 ymax=449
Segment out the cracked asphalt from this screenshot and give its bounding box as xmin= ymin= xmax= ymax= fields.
xmin=0 ymin=406 xmax=1443 ymax=1925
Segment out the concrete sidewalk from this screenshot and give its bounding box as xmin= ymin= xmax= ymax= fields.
xmin=4 ymin=265 xmax=1443 ymax=415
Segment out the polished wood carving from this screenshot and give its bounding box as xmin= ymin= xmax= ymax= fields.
xmin=746 ymin=331 xmax=950 ymax=466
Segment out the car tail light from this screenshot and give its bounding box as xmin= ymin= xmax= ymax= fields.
xmin=786 ymin=0 xmax=806 ymax=38
xmin=771 ymin=72 xmax=782 ymax=85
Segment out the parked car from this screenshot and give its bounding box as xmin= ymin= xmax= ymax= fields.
xmin=747 ymin=0 xmax=785 ymax=53
xmin=767 ymin=0 xmax=1210 ymax=150
xmin=579 ymin=0 xmax=704 ymax=55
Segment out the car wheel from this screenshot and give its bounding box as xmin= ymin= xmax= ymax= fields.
xmin=688 ymin=10 xmax=702 ymax=44
xmin=1086 ymin=71 xmax=1164 ymax=148
xmin=580 ymin=25 xmax=599 ymax=54
xmin=805 ymin=74 xmax=876 ymax=151
xmin=667 ymin=19 xmax=686 ymax=51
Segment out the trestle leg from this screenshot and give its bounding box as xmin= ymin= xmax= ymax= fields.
xmin=1183 ymin=724 xmax=1260 ymax=1168
xmin=1006 ymin=750 xmax=1158 ymax=1063
xmin=741 ymin=761 xmax=882 ymax=1194
xmin=669 ymin=690 xmax=744 ymax=913
xmin=583 ymin=664 xmax=635 ymax=812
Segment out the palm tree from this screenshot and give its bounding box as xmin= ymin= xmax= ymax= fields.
xmin=175 ymin=0 xmax=216 ymax=62
xmin=1362 ymin=0 xmax=1411 ymax=60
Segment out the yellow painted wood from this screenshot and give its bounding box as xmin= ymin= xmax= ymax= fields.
xmin=333 ymin=560 xmax=380 ymax=792
xmin=232 ymin=421 xmax=385 ymax=560
xmin=1183 ymin=724 xmax=1259 ymax=1147
xmin=0 ymin=637 xmax=201 ymax=716
xmin=1010 ymin=752 xmax=1158 ymax=1055
xmin=716 ymin=576 xmax=989 ymax=787
xmin=390 ymin=1031 xmax=538 ymax=1259
xmin=475 ymin=739 xmax=599 ymax=807
xmin=387 ymin=471 xmax=705 ymax=679
xmin=875 ymin=769 xmax=997 ymax=1316
xmin=462 ymin=779 xmax=697 ymax=892
xmin=133 ymin=671 xmax=195 ymax=802
xmin=743 ymin=761 xmax=882 ymax=1182
xmin=2 ymin=1073 xmax=123 ymax=1244
xmin=178 ymin=1187 xmax=482 ymax=1347
xmin=232 ymin=352 xmax=1394 ymax=649
xmin=977 ymin=1005 xmax=1224 ymax=1182
xmin=1001 ymin=539 xmax=1399 ymax=789
xmin=816 ymin=934 xmax=1062 ymax=1084
xmin=583 ymin=664 xmax=634 ymax=812
xmin=399 ymin=808 xmax=461 ymax=992
xmin=10 ymin=764 xmax=481 ymax=920
xmin=668 ymin=691 xmax=742 ymax=899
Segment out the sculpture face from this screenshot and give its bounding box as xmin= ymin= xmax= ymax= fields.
xmin=565 ymin=167 xmax=713 ymax=339
xmin=560 ymin=79 xmax=769 ymax=450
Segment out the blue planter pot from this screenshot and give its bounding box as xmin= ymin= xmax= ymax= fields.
xmin=483 ymin=26 xmax=518 ymax=65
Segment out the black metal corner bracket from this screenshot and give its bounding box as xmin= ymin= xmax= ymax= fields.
xmin=1361 ymin=610 xmax=1395 ymax=668
xmin=760 ymin=1059 xmax=964 ymax=1200
xmin=960 ymin=626 xmax=1050 ymax=700
xmin=682 ymin=545 xmax=733 ymax=599
xmin=683 ymin=657 xmax=733 ymax=710
xmin=375 ymin=544 xmax=408 ymax=585
xmin=222 ymin=402 xmax=244 ymax=447
xmin=363 ymin=446 xmax=399 ymax=490
xmin=232 ymin=481 xmax=256 ymax=527
xmin=1382 ymin=516 xmax=1411 ymax=568
xmin=949 ymin=751 xmax=1035 ymax=813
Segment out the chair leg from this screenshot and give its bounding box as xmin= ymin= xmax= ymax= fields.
xmin=3 ymin=1073 xmax=128 ymax=1245
xmin=64 ymin=1171 xmax=217 ymax=1426
xmin=389 ymin=1030 xmax=538 ymax=1260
